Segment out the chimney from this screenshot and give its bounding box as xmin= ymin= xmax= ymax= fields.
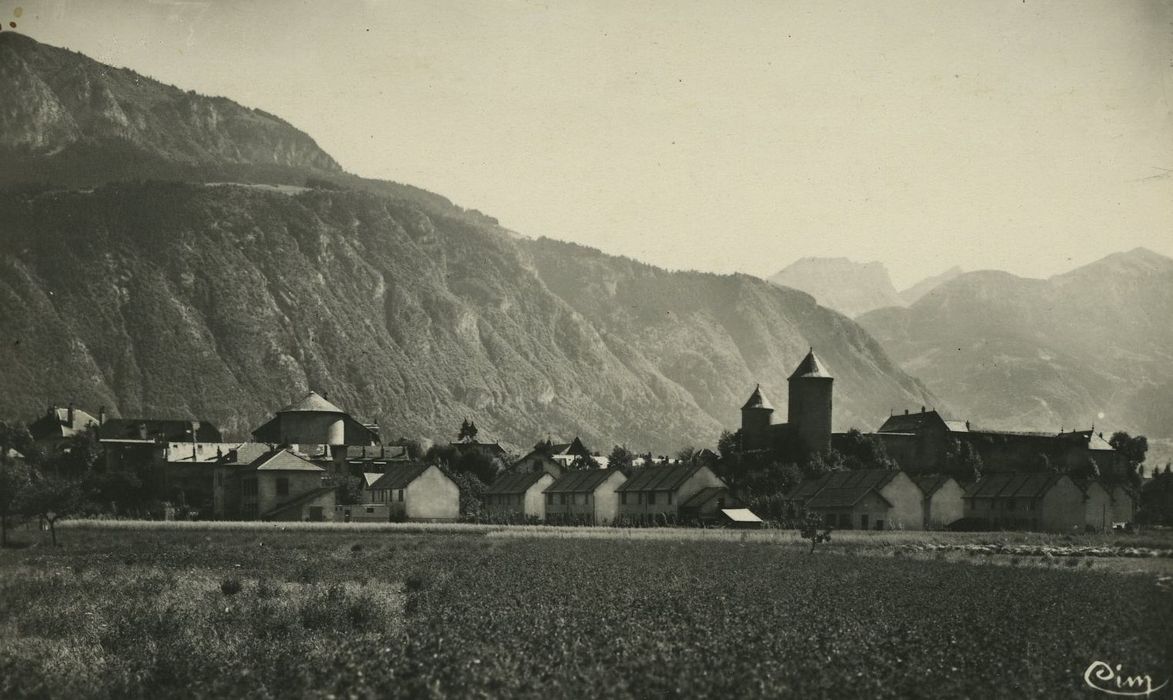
xmin=190 ymin=421 xmax=199 ymax=461
xmin=920 ymin=405 xmax=926 ymax=413
xmin=965 ymin=420 xmax=971 ymax=430
xmin=67 ymin=402 xmax=75 ymax=424
xmin=904 ymin=409 xmax=909 ymax=415
xmin=98 ymin=406 xmax=106 ymax=426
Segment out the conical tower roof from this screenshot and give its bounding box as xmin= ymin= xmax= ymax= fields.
xmin=788 ymin=349 xmax=832 ymax=380
xmin=741 ymin=385 xmax=775 ymax=411
xmin=278 ymin=391 xmax=345 ymax=414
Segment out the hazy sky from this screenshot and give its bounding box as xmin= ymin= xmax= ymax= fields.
xmin=6 ymin=0 xmax=1171 ymax=287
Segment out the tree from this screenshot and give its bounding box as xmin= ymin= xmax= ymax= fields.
xmin=44 ymin=429 xmax=102 ymax=476
xmin=331 ymin=474 xmax=365 ymax=506
xmin=457 ymin=419 xmax=479 ymax=443
xmin=568 ymin=454 xmax=600 ymax=470
xmin=798 ymin=511 xmax=832 ymax=553
xmin=1109 ymin=432 xmax=1148 ymax=471
xmin=836 ymin=429 xmax=897 ymax=470
xmin=804 ymin=448 xmax=845 ymax=479
xmin=717 ymin=430 xmax=740 ymax=461
xmin=18 ymin=475 xmax=83 ymax=546
xmin=607 ymin=445 xmax=635 ymax=473
xmin=439 ymin=465 xmax=487 ymax=516
xmin=943 ymin=439 xmax=983 ymax=484
xmin=675 ymin=446 xmax=697 ymax=463
xmin=0 ymin=421 xmax=33 ymax=462
xmin=0 ymin=459 xmax=31 ymax=547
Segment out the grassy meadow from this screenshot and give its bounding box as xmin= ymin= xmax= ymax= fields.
xmin=1 ymin=523 xmax=1170 ymax=698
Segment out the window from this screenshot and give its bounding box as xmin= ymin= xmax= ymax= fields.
xmin=365 ymin=507 xmax=374 ymax=514
xmin=560 ymin=494 xmax=567 ymax=505
xmin=397 ymin=490 xmax=404 ymax=502
xmin=860 ymin=514 xmax=869 ymax=530
xmin=667 ymin=492 xmax=673 ymax=505
xmin=648 ymin=493 xmax=656 ymax=506
xmin=1007 ymin=498 xmax=1016 ymax=511
xmin=547 ymin=493 xmax=554 ymax=505
xmin=637 ymin=493 xmax=644 ymax=505
xmin=276 ymin=477 xmax=289 ymax=497
xmin=621 ymin=493 xmax=627 ymax=505
xmin=839 ymin=513 xmax=852 ymax=529
xmin=874 ymin=519 xmax=884 ymax=531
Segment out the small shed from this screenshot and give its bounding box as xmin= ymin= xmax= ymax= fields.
xmin=720 ymin=509 xmax=763 ymax=529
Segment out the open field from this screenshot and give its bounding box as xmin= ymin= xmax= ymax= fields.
xmin=2 ymin=525 xmax=1171 ymax=698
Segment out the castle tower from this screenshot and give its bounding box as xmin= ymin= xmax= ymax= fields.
xmin=741 ymin=385 xmax=775 ymax=451
xmin=788 ymin=349 xmax=833 ymax=456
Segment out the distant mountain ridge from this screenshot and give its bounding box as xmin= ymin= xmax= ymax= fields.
xmin=769 ymin=257 xmax=904 ymax=317
xmin=858 ymin=248 xmax=1173 ymax=439
xmin=900 ymin=266 xmax=964 ymax=305
xmin=0 ymin=34 xmax=939 ymax=452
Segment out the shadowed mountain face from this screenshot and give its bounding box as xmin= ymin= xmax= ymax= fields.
xmin=858 ymin=249 xmax=1173 ymax=438
xmin=769 ymin=257 xmax=903 ymax=317
xmin=0 ymin=34 xmax=937 ymax=452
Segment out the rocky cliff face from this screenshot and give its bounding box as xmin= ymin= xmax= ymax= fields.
xmin=858 ymin=249 xmax=1173 ymax=438
xmin=769 ymin=257 xmax=904 ymax=317
xmin=0 ymin=32 xmax=340 ymax=186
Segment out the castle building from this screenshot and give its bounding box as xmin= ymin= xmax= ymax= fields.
xmin=739 ymin=349 xmax=834 ymax=462
xmin=250 ymin=391 xmax=379 ymax=474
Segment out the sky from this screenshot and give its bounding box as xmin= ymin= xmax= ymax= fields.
xmin=4 ymin=0 xmax=1171 ymax=288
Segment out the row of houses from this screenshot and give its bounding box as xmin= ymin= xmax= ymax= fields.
xmin=783 ymin=468 xmax=1136 ymax=531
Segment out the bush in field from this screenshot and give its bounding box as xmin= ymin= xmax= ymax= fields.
xmin=16 ymin=475 xmax=83 ymax=546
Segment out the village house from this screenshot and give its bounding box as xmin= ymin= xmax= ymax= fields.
xmin=963 ymin=473 xmax=1087 ymax=532
xmin=913 ymin=474 xmax=965 ymax=529
xmin=787 ymin=469 xmax=925 ymax=530
xmin=1107 ymin=483 xmax=1136 ymax=524
xmin=544 ymin=469 xmax=627 ymax=525
xmin=28 ymin=403 xmax=100 ymax=447
xmin=511 ymin=450 xmax=563 ymax=477
xmin=484 ymin=470 xmax=555 ymax=521
xmin=616 ymin=463 xmax=727 ymax=523
xmin=518 ymin=437 xmax=594 ymax=471
xmin=368 ymin=464 xmax=460 ymax=521
xmin=211 ymin=447 xmax=334 ymax=521
xmin=99 ymin=417 xmax=223 ymax=473
xmin=1076 ymin=479 xmax=1114 ymax=532
xmin=678 ymin=486 xmax=744 ymax=524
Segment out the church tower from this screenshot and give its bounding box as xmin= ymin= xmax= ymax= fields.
xmin=787 ymin=349 xmax=833 ymax=456
xmin=740 ymin=385 xmax=775 ymax=451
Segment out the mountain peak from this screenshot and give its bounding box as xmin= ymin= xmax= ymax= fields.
xmin=769 ymin=257 xmax=902 ymax=317
xmin=0 ymin=32 xmax=341 ymax=188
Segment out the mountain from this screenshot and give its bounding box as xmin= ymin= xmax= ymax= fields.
xmin=899 ymin=266 xmax=964 ymax=305
xmin=858 ymin=249 xmax=1173 ymax=439
xmin=0 ymin=34 xmax=938 ymax=453
xmin=769 ymin=257 xmax=904 ymax=317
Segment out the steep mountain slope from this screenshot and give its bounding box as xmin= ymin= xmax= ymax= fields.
xmin=769 ymin=257 xmax=904 ymax=317
xmin=899 ymin=266 xmax=964 ymax=305
xmin=0 ymin=34 xmax=938 ymax=451
xmin=858 ymin=249 xmax=1173 ymax=438
xmin=0 ymin=184 xmax=936 ymax=451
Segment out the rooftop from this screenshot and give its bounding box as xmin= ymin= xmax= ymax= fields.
xmin=277 ymin=391 xmax=345 ymax=414
xmin=545 ymin=469 xmax=622 ymax=494
xmin=788 ymin=349 xmax=832 ymax=380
